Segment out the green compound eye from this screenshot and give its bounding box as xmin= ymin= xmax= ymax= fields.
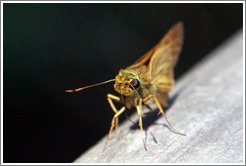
xmin=130 ymin=78 xmax=140 ymax=89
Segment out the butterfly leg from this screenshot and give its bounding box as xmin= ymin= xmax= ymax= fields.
xmin=103 ymin=106 xmax=125 ymax=152
xmin=136 ymin=104 xmax=147 ymax=151
xmin=143 ymin=94 xmax=186 ymax=136
xmin=107 ymin=94 xmax=121 ymax=134
xmin=107 ymin=106 xmax=125 ymax=140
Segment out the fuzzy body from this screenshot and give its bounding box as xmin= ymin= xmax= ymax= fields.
xmin=114 ymin=66 xmax=156 ymax=109
xmin=114 ymin=65 xmax=170 ymax=109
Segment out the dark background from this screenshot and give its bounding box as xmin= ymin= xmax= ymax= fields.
xmin=3 ymin=3 xmax=243 ymax=163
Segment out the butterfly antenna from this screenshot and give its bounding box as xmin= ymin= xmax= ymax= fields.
xmin=128 ymin=83 xmax=142 ymax=102
xmin=66 ymin=79 xmax=115 ymax=92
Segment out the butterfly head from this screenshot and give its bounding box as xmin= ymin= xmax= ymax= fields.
xmin=114 ymin=69 xmax=140 ymax=96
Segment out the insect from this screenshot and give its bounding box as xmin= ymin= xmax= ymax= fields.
xmin=66 ymin=22 xmax=186 ymax=151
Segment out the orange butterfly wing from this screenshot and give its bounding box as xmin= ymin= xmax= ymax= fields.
xmin=149 ymin=22 xmax=184 ymax=92
xmin=132 ymin=22 xmax=184 ymax=93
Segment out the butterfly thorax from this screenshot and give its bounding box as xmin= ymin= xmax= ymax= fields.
xmin=114 ymin=65 xmax=157 ymax=109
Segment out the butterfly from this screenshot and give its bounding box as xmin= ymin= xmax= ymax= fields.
xmin=66 ymin=22 xmax=186 ymax=151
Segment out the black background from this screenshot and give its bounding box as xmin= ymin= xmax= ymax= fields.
xmin=3 ymin=3 xmax=243 ymax=163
